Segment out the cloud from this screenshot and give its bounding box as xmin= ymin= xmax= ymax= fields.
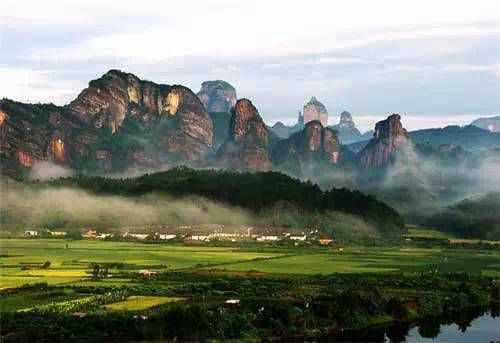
xmin=442 ymin=63 xmax=500 ymax=75
xmin=2 ymin=1 xmax=500 ymax=128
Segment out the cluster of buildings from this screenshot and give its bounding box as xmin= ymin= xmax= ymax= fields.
xmin=23 ymin=226 xmax=334 ymax=245
xmin=24 ymin=229 xmax=67 ymax=238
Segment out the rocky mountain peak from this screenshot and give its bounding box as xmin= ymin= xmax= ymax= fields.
xmin=230 ymin=99 xmax=268 ymax=145
xmin=271 ymin=120 xmax=341 ymax=174
xmin=217 ymin=98 xmax=270 ymax=171
xmin=359 ymin=114 xmax=409 ymax=168
xmin=197 ymin=80 xmax=237 ymax=113
xmin=339 ymin=111 xmax=355 ymax=128
xmin=1 ymin=70 xmax=214 ymax=176
xmin=303 ymin=97 xmax=328 ymax=127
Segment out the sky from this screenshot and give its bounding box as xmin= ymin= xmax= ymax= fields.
xmin=1 ymin=0 xmax=500 ymax=131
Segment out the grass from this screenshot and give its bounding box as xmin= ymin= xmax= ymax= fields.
xmin=0 ymin=289 xmax=87 ymax=312
xmin=206 ymin=246 xmax=500 ymax=275
xmin=0 ymin=239 xmax=281 ymax=288
xmin=404 ymin=226 xmax=454 ymax=240
xmin=1 ymin=239 xmax=500 ymax=288
xmin=104 ymin=296 xmax=185 ymax=311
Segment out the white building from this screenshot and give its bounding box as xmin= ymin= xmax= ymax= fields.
xmin=190 ymin=234 xmax=209 ymax=241
xmin=256 ymin=235 xmax=280 ymax=242
xmin=159 ymin=233 xmax=177 ymax=240
xmin=96 ymin=233 xmax=114 ymax=240
xmin=123 ymin=232 xmax=149 ymax=240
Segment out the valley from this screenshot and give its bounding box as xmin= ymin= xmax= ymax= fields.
xmin=0 ymin=231 xmax=499 ymax=341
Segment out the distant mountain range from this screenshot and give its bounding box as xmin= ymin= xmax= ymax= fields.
xmin=471 ymin=116 xmax=500 ymax=133
xmin=349 ymin=125 xmax=500 ymax=153
xmin=1 ymin=69 xmax=499 ymax=181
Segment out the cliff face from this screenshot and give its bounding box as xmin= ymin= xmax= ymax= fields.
xmin=217 ymin=99 xmax=271 ymax=171
xmin=0 ymin=99 xmax=98 ymax=176
xmin=0 ymin=70 xmax=214 ymax=176
xmin=303 ymin=97 xmax=328 ymax=127
xmin=197 ymin=80 xmax=237 ymax=113
xmin=359 ymin=114 xmax=409 ymax=168
xmin=271 ymin=120 xmax=340 ymax=175
xmin=69 ymin=70 xmax=213 ymax=152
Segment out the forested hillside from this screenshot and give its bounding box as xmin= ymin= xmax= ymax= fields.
xmin=47 ymin=167 xmax=404 ymax=235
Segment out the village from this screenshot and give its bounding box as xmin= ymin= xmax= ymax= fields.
xmin=20 ymin=225 xmax=335 ymax=246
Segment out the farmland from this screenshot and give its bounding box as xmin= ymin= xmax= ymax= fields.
xmin=1 ymin=239 xmax=500 ymax=289
xmin=1 ymin=235 xmax=499 ymax=341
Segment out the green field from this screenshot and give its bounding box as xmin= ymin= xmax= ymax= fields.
xmin=104 ymin=296 xmax=185 ymax=311
xmin=0 ymin=239 xmax=281 ymax=288
xmin=1 ymin=239 xmax=500 ymax=290
xmin=1 ymin=237 xmax=500 ymax=341
xmin=404 ymin=226 xmax=454 ymax=239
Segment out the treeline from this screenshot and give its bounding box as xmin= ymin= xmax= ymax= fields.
xmin=428 ymin=192 xmax=500 ymax=240
xmin=47 ymin=167 xmax=404 ymax=234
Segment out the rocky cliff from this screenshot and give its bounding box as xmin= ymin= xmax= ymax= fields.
xmin=303 ymin=97 xmax=328 ymax=127
xmin=358 ymin=114 xmax=409 ymax=168
xmin=217 ymin=99 xmax=271 ymax=171
xmin=1 ymin=70 xmax=214 ymax=176
xmin=271 ymin=120 xmax=341 ymax=175
xmin=197 ymin=80 xmax=237 ymax=113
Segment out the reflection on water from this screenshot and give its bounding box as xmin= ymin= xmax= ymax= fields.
xmin=405 ymin=313 xmax=499 ymax=342
xmin=321 ymin=305 xmax=500 ymax=342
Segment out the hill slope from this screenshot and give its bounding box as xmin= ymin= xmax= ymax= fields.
xmin=48 ymin=167 xmax=404 ymax=235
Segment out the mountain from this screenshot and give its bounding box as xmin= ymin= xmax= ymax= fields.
xmin=329 ymin=111 xmax=363 ymax=144
xmin=303 ymin=97 xmax=328 ymax=127
xmin=196 ymin=80 xmax=237 ymax=113
xmin=349 ymin=124 xmax=500 ymax=153
xmin=269 ymin=121 xmax=302 ymax=139
xmin=271 ymin=120 xmax=341 ymax=175
xmin=428 ymin=192 xmax=500 ymax=240
xmin=359 ymin=114 xmax=410 ymax=168
xmin=0 ymin=70 xmax=213 ymax=176
xmin=209 ymin=111 xmax=232 ymax=149
xmin=409 ymin=125 xmax=500 ymax=151
xmin=47 ymin=167 xmax=405 ymax=234
xmin=217 ymin=99 xmax=271 ymax=171
xmin=471 ymin=116 xmax=500 ymax=133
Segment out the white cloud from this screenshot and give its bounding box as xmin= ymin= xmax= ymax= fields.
xmin=443 ymin=63 xmax=500 ymax=74
xmin=2 ymin=0 xmax=500 ymax=126
xmin=0 ymin=67 xmax=76 ymax=104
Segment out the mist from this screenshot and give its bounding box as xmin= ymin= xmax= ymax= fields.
xmin=29 ymin=161 xmax=73 ymax=181
xmin=0 ymin=179 xmax=253 ymax=231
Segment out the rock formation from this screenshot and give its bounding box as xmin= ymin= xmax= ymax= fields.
xmin=330 ymin=111 xmax=363 ymax=144
xmin=358 ymin=114 xmax=410 ymax=168
xmin=197 ymin=80 xmax=237 ymax=113
xmin=0 ymin=70 xmax=214 ymax=176
xmin=217 ymin=99 xmax=271 ymax=171
xmin=69 ymin=70 xmax=213 ymax=158
xmin=271 ymin=120 xmax=341 ymax=175
xmin=338 ymin=111 xmax=356 ymax=130
xmin=303 ymin=97 xmax=328 ymax=127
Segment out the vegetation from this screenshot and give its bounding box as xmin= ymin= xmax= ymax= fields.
xmin=428 ymin=192 xmax=500 ymax=240
xmin=46 ymin=167 xmax=404 ymax=235
xmin=0 ymin=237 xmax=499 ymax=341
